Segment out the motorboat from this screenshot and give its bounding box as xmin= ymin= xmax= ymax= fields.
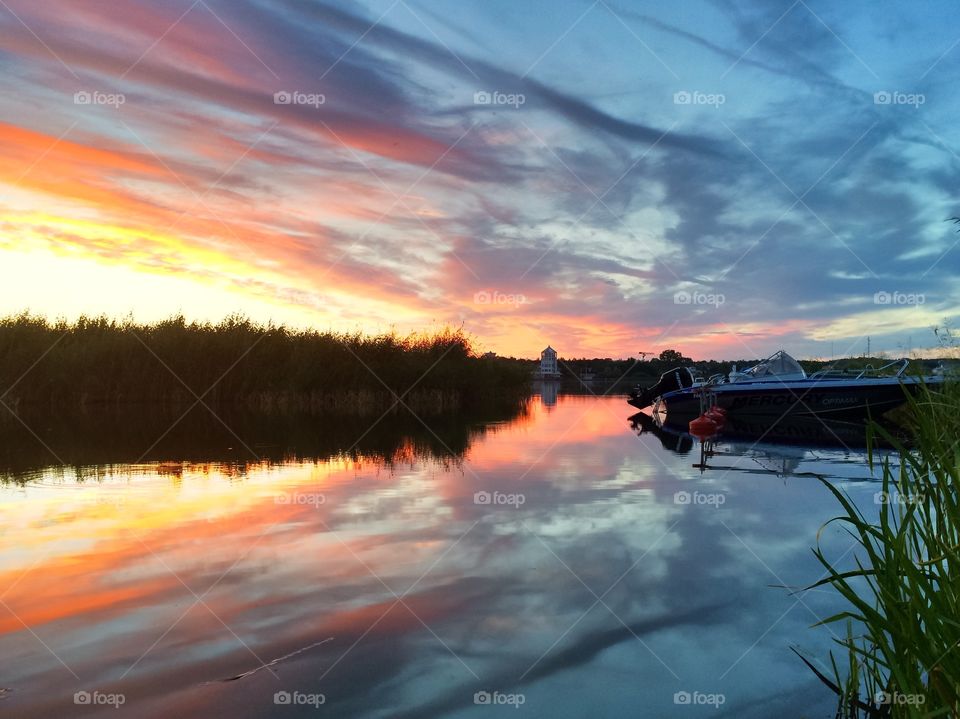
xmin=627 ymin=351 xmax=944 ymax=421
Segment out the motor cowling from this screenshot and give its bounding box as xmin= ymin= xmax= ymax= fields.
xmin=629 ymin=367 xmax=695 ymax=410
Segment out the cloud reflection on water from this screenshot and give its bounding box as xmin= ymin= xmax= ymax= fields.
xmin=0 ymin=396 xmax=883 ymax=717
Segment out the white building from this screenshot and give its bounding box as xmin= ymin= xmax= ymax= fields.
xmin=538 ymin=346 xmax=560 ymax=379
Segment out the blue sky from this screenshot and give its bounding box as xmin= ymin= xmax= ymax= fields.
xmin=0 ymin=0 xmax=957 ymax=358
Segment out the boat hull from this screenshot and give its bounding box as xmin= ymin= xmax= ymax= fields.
xmin=656 ymin=377 xmax=934 ymax=422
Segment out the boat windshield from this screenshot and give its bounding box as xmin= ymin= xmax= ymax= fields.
xmin=734 ymin=351 xmax=806 ymax=382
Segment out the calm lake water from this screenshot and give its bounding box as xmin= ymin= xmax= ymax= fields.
xmin=0 ymin=393 xmax=892 ymax=718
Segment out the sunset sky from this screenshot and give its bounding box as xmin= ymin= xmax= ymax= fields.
xmin=1 ymin=0 xmax=958 ymax=359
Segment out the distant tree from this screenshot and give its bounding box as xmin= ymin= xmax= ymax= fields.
xmin=657 ymin=349 xmax=688 ymax=364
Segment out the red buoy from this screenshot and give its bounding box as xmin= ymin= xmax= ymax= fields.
xmin=705 ymin=407 xmax=726 ymax=425
xmin=688 ymin=414 xmax=718 ymax=438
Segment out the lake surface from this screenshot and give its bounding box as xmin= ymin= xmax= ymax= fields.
xmin=0 ymin=393 xmax=892 ymax=717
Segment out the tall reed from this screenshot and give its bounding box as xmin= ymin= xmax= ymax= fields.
xmin=0 ymin=314 xmax=531 ymax=412
xmin=804 ymin=381 xmax=960 ymax=717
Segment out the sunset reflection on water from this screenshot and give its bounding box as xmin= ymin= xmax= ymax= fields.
xmin=0 ymin=395 xmax=877 ymax=717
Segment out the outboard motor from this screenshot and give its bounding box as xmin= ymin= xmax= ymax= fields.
xmin=628 ymin=367 xmax=695 ymax=410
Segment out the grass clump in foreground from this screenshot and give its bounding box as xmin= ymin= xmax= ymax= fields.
xmin=0 ymin=314 xmax=531 ymax=414
xmin=803 ymin=381 xmax=960 ymax=717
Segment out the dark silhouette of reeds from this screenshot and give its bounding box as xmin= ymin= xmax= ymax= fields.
xmin=0 ymin=314 xmax=531 ymax=414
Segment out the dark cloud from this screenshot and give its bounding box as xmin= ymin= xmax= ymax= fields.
xmin=281 ymin=0 xmax=723 ymax=156
xmin=0 ymin=0 xmax=957 ymax=355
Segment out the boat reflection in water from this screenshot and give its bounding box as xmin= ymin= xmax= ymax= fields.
xmin=629 ymin=410 xmax=897 ymax=479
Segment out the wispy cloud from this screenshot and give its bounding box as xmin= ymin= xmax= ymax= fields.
xmin=0 ymin=0 xmax=957 ymax=357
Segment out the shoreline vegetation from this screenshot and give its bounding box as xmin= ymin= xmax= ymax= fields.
xmin=806 ymin=380 xmax=960 ymax=717
xmin=0 ymin=314 xmax=531 ymax=415
xmin=1 ymin=315 xmax=947 ymax=408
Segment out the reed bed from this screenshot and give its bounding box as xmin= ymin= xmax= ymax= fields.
xmin=0 ymin=314 xmax=530 ymax=413
xmin=805 ymin=381 xmax=960 ymax=717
